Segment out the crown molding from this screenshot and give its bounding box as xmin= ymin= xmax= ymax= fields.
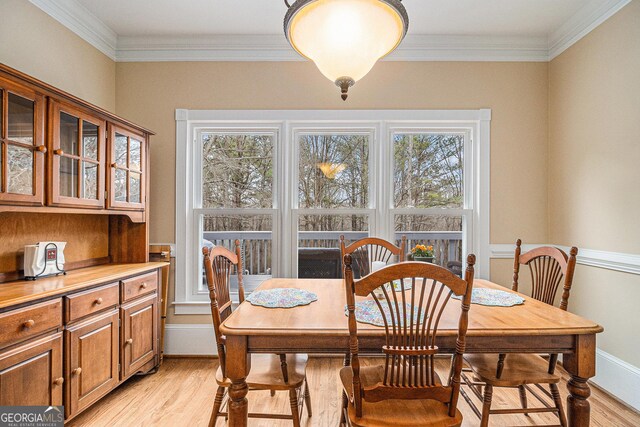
xmin=30 ymin=0 xmax=630 ymax=63
xmin=116 ymin=35 xmax=301 ymax=62
xmin=548 ymin=0 xmax=631 ymax=60
xmin=116 ymin=34 xmax=549 ymax=62
xmin=29 ymin=0 xmax=117 ymax=60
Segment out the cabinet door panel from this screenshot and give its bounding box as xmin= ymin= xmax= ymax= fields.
xmin=107 ymin=123 xmax=146 ymax=211
xmin=0 ymin=78 xmax=45 ymax=206
xmin=49 ymin=101 xmax=105 ymax=208
xmin=121 ymin=294 xmax=157 ymax=379
xmin=66 ymin=310 xmax=118 ymax=417
xmin=0 ymin=333 xmax=63 ymax=406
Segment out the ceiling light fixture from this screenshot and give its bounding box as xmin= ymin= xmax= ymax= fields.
xmin=284 ymin=0 xmax=409 ymax=101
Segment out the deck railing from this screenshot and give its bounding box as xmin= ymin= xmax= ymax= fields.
xmin=202 ymin=230 xmax=463 ymax=276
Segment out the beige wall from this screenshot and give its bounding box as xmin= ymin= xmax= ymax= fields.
xmin=115 ymin=60 xmax=550 ymax=323
xmin=116 ymin=61 xmax=549 ymax=245
xmin=0 ymin=0 xmax=116 ymax=111
xmin=549 ymin=1 xmax=640 ymax=366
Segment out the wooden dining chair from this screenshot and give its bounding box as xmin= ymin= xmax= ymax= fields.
xmin=460 ymin=239 xmax=578 ymax=427
xmin=340 ymin=253 xmax=476 ymax=426
xmin=339 ymin=235 xmax=407 ymax=279
xmin=203 ymin=241 xmax=312 ymax=427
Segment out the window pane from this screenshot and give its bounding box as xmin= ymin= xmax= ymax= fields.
xmin=83 ymin=161 xmax=98 ymax=200
xmin=115 ymin=133 xmax=128 ymax=167
xmin=129 ymin=172 xmax=141 ymax=203
xmin=394 ymin=133 xmax=463 ymax=208
xmin=82 ymin=121 xmax=98 ymax=160
xmin=7 ymin=93 xmax=34 ymax=145
xmin=298 ymin=134 xmax=368 ymax=208
xmin=114 ymin=168 xmax=127 ymax=202
xmin=395 ymin=214 xmax=463 ymax=271
xmin=298 ymin=214 xmax=368 ymax=278
xmin=202 ymin=214 xmax=273 ymax=292
xmin=130 ymin=138 xmax=141 ymax=170
xmin=7 ymin=145 xmax=33 ymax=194
xmin=60 ymin=156 xmax=78 ymax=198
xmin=60 ymin=112 xmax=79 ymax=156
xmin=202 ymin=134 xmax=273 ymax=208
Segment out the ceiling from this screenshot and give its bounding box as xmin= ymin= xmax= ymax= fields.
xmin=30 ymin=0 xmax=630 ymax=62
xmin=75 ymin=0 xmax=587 ymax=37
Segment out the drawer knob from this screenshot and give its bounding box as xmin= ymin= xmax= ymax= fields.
xmin=53 ymin=377 xmax=64 ymax=386
xmin=53 ymin=148 xmax=64 ymax=156
xmin=111 ymin=162 xmax=118 ymax=168
xmin=94 ymin=297 xmax=103 ymax=305
xmin=23 ymin=319 xmax=35 ymax=329
xmin=140 ymin=282 xmax=148 ymax=289
xmin=125 ymin=338 xmax=133 ymax=345
xmin=72 ymin=367 xmax=82 ymax=375
xmin=36 ymin=145 xmax=48 ymax=153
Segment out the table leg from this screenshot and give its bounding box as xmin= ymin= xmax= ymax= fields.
xmin=563 ymin=334 xmax=596 ymax=427
xmin=226 ymin=336 xmax=251 ymax=427
xmin=567 ymin=375 xmax=591 ymax=426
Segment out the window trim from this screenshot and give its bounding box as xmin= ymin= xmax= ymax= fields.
xmin=174 ymin=109 xmax=491 ymax=315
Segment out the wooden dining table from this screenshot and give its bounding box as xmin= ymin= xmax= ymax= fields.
xmin=220 ymin=278 xmax=603 ymax=427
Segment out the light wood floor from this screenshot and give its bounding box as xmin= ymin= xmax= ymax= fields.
xmin=67 ymin=357 xmax=639 ymax=427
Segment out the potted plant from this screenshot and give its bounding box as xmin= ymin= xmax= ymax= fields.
xmin=410 ymin=244 xmax=435 ymax=263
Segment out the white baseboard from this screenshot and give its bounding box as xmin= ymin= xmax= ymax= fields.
xmin=164 ymin=324 xmax=217 ymax=356
xmin=591 ymin=349 xmax=640 ymax=412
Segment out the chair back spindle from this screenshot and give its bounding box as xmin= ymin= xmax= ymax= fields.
xmin=343 ymin=253 xmax=475 ymax=418
xmin=340 ymin=236 xmax=407 ymax=279
xmin=202 ymin=240 xmax=245 ymax=377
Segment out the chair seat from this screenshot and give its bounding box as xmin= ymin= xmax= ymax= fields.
xmin=340 ymin=366 xmax=461 ymax=427
xmin=216 ymin=353 xmax=308 ymax=390
xmin=464 ymin=353 xmax=560 ymax=387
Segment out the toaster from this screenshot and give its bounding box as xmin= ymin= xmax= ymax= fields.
xmin=24 ymin=241 xmax=66 ymax=280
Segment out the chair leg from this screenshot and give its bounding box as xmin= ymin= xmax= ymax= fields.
xmin=209 ymin=386 xmax=225 ymax=427
xmin=518 ymin=385 xmax=529 ymax=416
xmin=340 ymin=391 xmax=348 ymax=425
xmin=550 ymin=383 xmax=568 ymax=427
xmin=304 ymin=378 xmax=312 ymax=417
xmin=289 ymin=388 xmax=301 ymax=427
xmin=480 ymin=385 xmax=493 ymax=427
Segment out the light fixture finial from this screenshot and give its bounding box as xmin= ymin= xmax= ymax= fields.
xmin=335 ymin=77 xmax=355 ymax=101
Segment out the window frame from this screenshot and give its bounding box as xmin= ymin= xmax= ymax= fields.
xmin=175 ymin=109 xmax=491 ymax=315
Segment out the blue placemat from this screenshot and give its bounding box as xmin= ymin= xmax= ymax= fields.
xmin=245 ymin=288 xmax=318 ymax=308
xmin=453 ymin=288 xmax=525 ymax=307
xmin=345 ymin=300 xmax=424 ymax=327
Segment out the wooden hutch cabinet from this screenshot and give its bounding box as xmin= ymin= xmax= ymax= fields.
xmin=0 ymin=63 xmax=167 ymax=422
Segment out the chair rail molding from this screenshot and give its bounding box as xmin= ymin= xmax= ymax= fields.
xmin=490 ymin=244 xmax=640 ymax=275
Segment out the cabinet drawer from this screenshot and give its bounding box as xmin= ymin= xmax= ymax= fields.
xmin=0 ymin=299 xmax=62 ymax=349
xmin=65 ymin=283 xmax=119 ymax=323
xmin=121 ymin=272 xmax=157 ymax=303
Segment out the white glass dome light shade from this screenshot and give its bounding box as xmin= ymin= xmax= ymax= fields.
xmin=285 ymin=0 xmax=408 ymax=100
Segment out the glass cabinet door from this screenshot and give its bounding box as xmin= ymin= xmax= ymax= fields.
xmin=0 ymin=80 xmax=46 ymax=206
xmin=107 ymin=124 xmax=146 ymax=210
xmin=50 ymin=102 xmax=105 ymax=208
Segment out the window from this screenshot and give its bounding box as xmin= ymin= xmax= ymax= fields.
xmin=391 ymin=132 xmax=470 ymax=269
xmin=175 ymin=110 xmax=490 ymax=314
